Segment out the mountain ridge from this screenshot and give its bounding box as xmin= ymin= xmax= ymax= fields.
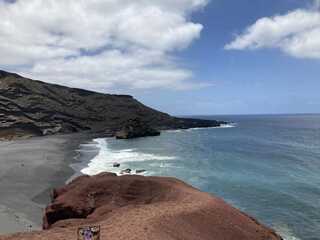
xmin=0 ymin=70 xmax=224 ymax=139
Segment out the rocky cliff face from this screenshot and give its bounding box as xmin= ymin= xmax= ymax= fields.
xmin=115 ymin=118 xmax=161 ymax=139
xmin=0 ymin=70 xmax=224 ymax=139
xmin=0 ymin=173 xmax=282 ymax=240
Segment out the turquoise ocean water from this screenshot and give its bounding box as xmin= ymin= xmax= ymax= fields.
xmin=73 ymin=114 xmax=320 ymax=240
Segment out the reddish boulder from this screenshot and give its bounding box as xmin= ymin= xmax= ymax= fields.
xmin=2 ymin=173 xmax=282 ymax=240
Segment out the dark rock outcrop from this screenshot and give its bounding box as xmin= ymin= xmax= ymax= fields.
xmin=0 ymin=70 xmax=225 ymax=140
xmin=113 ymin=163 xmax=120 ymax=168
xmin=120 ymin=168 xmax=132 ymax=174
xmin=115 ymin=118 xmax=160 ymax=139
xmin=1 ymin=173 xmax=282 ymax=240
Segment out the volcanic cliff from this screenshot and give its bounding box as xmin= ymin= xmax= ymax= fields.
xmin=0 ymin=70 xmax=224 ymax=140
xmin=0 ymin=173 xmax=283 ymax=240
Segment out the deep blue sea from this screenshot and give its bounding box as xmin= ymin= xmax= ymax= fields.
xmin=73 ymin=114 xmax=320 ymax=240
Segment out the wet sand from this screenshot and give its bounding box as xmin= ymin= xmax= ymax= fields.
xmin=0 ymin=134 xmax=89 ymax=234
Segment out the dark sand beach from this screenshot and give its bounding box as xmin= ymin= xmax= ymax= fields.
xmin=0 ymin=134 xmax=89 ymax=234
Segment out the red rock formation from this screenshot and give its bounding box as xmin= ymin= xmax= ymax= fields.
xmin=1 ymin=173 xmax=282 ymax=240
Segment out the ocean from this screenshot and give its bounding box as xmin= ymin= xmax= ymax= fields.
xmin=71 ymin=114 xmax=320 ymax=240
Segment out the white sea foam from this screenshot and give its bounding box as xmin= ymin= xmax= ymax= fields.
xmin=274 ymin=224 xmax=301 ymax=240
xmin=81 ymin=138 xmax=176 ymax=176
xmin=165 ymin=129 xmax=184 ymax=133
xmin=186 ymin=123 xmax=236 ymax=131
xmin=165 ymin=123 xmax=236 ymax=133
xmin=220 ymin=123 xmax=237 ymax=128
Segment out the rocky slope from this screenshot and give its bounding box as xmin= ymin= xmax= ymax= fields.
xmin=115 ymin=118 xmax=161 ymax=139
xmin=0 ymin=70 xmax=224 ymax=140
xmin=0 ymin=173 xmax=282 ymax=240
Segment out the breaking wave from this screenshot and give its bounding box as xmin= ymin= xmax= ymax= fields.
xmin=80 ymin=138 xmax=176 ymax=176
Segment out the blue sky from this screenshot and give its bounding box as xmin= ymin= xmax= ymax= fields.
xmin=138 ymin=0 xmax=320 ymax=115
xmin=0 ymin=0 xmax=319 ymax=115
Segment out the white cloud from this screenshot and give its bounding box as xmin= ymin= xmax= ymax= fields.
xmin=0 ymin=0 xmax=208 ymax=91
xmin=225 ymin=1 xmax=320 ymax=59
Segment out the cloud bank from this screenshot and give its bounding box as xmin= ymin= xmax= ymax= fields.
xmin=0 ymin=0 xmax=208 ymax=91
xmin=225 ymin=1 xmax=320 ymax=59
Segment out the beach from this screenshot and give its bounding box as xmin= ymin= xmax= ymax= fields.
xmin=0 ymin=134 xmax=89 ymax=234
xmin=1 ymin=115 xmax=319 ymax=239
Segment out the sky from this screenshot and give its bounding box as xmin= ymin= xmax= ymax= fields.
xmin=0 ymin=0 xmax=319 ymax=115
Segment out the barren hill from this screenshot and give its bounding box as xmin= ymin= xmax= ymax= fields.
xmin=0 ymin=70 xmax=224 ymax=139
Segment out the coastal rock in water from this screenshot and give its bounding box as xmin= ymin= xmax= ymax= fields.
xmin=115 ymin=118 xmax=161 ymax=139
xmin=136 ymin=169 xmax=146 ymax=174
xmin=120 ymin=168 xmax=132 ymax=174
xmin=0 ymin=70 xmax=226 ymax=140
xmin=113 ymin=162 xmax=120 ymax=168
xmin=0 ymin=173 xmax=282 ymax=240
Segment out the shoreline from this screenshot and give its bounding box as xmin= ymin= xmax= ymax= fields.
xmin=0 ymin=133 xmax=91 ymax=235
xmin=0 ymin=124 xmax=230 ymax=235
xmin=164 ymin=123 xmax=236 ymax=132
xmin=0 ymin=124 xmax=288 ymax=240
xmin=67 ymin=138 xmax=101 ymax=183
xmin=75 ymin=123 xmax=237 ymax=177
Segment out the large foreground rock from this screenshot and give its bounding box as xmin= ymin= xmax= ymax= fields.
xmin=1 ymin=173 xmax=282 ymax=240
xmin=0 ymin=70 xmax=225 ymax=140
